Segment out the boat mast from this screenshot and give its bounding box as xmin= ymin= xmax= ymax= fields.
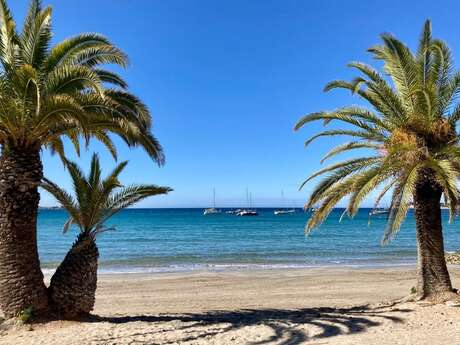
xmin=213 ymin=187 xmax=216 ymax=208
xmin=246 ymin=188 xmax=249 ymax=208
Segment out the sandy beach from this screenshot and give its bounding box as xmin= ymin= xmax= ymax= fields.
xmin=0 ymin=266 xmax=459 ymax=345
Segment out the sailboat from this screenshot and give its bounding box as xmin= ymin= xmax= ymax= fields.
xmin=236 ymin=189 xmax=258 ymax=216
xmin=369 ymin=208 xmax=389 ymax=216
xmin=203 ymin=188 xmax=221 ymax=215
xmin=274 ymin=190 xmax=296 ymax=215
xmin=226 ymin=209 xmax=241 ymax=214
xmin=274 ymin=209 xmax=295 ymax=215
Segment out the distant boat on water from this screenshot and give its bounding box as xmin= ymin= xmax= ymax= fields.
xmin=236 ymin=209 xmax=258 ymax=216
xmin=203 ymin=188 xmax=221 ymax=215
xmin=274 ymin=190 xmax=296 ymax=215
xmin=369 ymin=208 xmax=389 ymax=216
xmin=274 ymin=209 xmax=295 ymax=215
xmin=226 ymin=209 xmax=241 ymax=214
xmin=203 ymin=208 xmax=220 ymax=215
xmin=236 ymin=189 xmax=258 ymax=216
xmin=40 ymin=206 xmax=63 ymax=210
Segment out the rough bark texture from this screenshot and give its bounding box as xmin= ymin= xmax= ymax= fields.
xmin=0 ymin=147 xmax=48 ymax=318
xmin=48 ymin=232 xmax=98 ymax=319
xmin=414 ymin=169 xmax=455 ymax=302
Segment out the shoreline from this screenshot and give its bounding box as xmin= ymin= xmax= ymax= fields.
xmin=41 ymin=260 xmax=424 ymax=276
xmin=81 ymin=264 xmax=424 ymax=278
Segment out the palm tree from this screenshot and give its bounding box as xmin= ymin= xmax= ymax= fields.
xmin=295 ymin=21 xmax=460 ymax=303
xmin=0 ymin=0 xmax=164 ymax=318
xmin=41 ymin=153 xmax=171 ymax=319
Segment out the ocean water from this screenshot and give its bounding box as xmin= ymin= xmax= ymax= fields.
xmin=37 ymin=208 xmax=460 ymax=273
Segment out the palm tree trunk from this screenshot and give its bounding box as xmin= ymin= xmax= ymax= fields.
xmin=48 ymin=232 xmax=98 ymax=319
xmin=0 ymin=147 xmax=48 ymax=318
xmin=414 ymin=171 xmax=456 ymax=302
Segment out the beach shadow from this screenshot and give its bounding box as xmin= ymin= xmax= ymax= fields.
xmin=87 ymin=304 xmax=412 ymax=344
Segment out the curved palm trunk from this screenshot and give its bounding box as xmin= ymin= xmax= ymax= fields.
xmin=0 ymin=147 xmax=48 ymax=318
xmin=48 ymin=232 xmax=98 ymax=319
xmin=414 ymin=172 xmax=455 ymax=301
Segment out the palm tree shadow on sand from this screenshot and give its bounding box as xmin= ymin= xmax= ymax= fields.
xmin=86 ymin=304 xmax=412 ymax=344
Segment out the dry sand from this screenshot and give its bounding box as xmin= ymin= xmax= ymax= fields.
xmin=1 ymin=266 xmax=460 ymax=344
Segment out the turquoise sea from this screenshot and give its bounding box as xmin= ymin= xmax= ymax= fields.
xmin=38 ymin=208 xmax=460 ymax=273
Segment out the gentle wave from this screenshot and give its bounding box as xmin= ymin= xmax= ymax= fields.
xmin=42 ymin=260 xmax=417 ymax=275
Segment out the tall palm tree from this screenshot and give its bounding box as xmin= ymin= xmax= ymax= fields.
xmin=295 ymin=21 xmax=460 ymax=303
xmin=0 ymin=0 xmax=164 ymax=317
xmin=41 ymin=153 xmax=171 ymax=319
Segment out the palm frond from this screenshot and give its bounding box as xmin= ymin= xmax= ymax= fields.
xmin=20 ymin=2 xmax=52 ymax=68
xmin=41 ymin=177 xmax=81 ymax=227
xmin=44 ymin=154 xmax=171 ymax=236
xmin=321 ymin=141 xmax=380 ymax=163
xmin=304 ymin=130 xmax=385 ymax=148
xmin=0 ymin=0 xmax=18 ymax=68
xmin=43 ymin=33 xmax=113 ymax=72
xmin=296 ymin=21 xmax=460 ymax=243
xmin=382 ymin=165 xmax=419 ymax=244
xmin=300 ymin=157 xmax=381 ymax=190
xmin=0 ymin=1 xmax=163 ymax=166
xmin=99 ymin=184 xmax=172 ymax=226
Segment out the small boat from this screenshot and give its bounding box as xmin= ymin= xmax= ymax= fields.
xmin=274 ymin=209 xmax=295 ymax=215
xmin=236 ymin=209 xmax=258 ymax=216
xmin=204 ymin=208 xmax=220 ymax=215
xmin=226 ymin=209 xmax=241 ymax=214
xmin=236 ymin=189 xmax=258 ymax=216
xmin=274 ymin=190 xmax=295 ymax=215
xmin=203 ymin=188 xmax=221 ymax=215
xmin=369 ymin=208 xmax=389 ymax=216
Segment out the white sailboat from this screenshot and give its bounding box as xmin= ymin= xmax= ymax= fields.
xmin=369 ymin=208 xmax=389 ymax=216
xmin=236 ymin=189 xmax=258 ymax=216
xmin=274 ymin=190 xmax=296 ymax=215
xmin=203 ymin=188 xmax=221 ymax=215
xmin=274 ymin=209 xmax=295 ymax=215
xmin=226 ymin=209 xmax=241 ymax=214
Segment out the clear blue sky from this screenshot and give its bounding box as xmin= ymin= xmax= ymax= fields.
xmin=10 ymin=0 xmax=460 ymax=207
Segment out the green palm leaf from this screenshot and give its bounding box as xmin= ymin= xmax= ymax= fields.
xmin=0 ymin=2 xmax=164 ymax=168
xmin=42 ymin=153 xmax=171 ymax=235
xmin=296 ymin=19 xmax=460 ymax=244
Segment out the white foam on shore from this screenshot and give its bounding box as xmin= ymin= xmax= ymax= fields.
xmin=42 ymin=260 xmax=416 ymax=275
